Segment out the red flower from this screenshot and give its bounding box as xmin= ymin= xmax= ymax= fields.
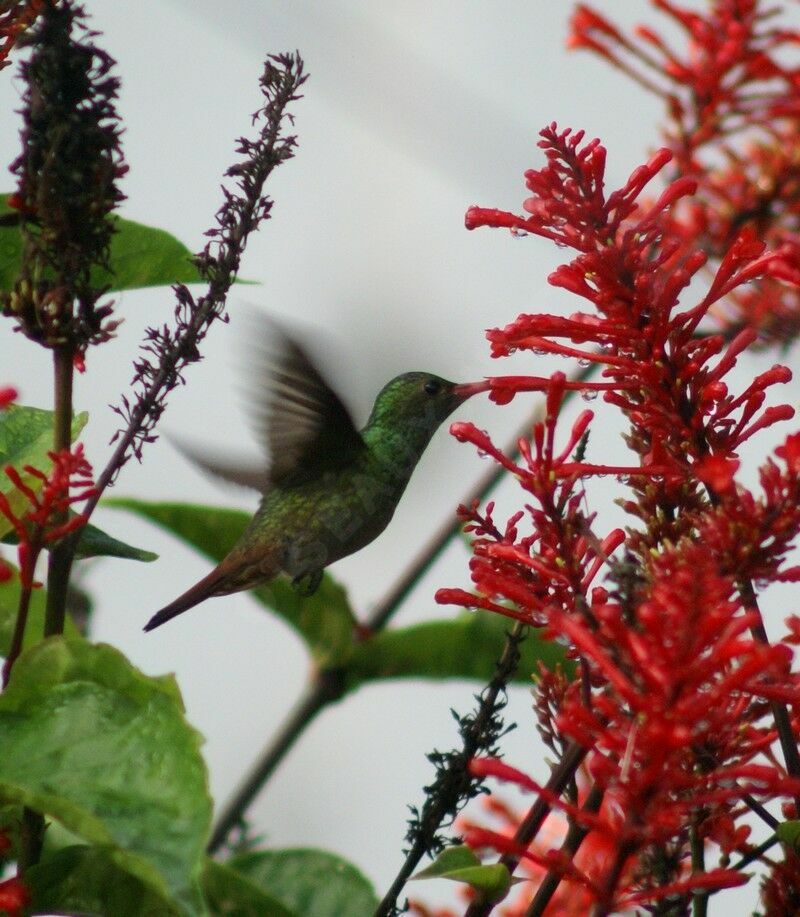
xmin=0 ymin=444 xmax=95 ymax=588
xmin=568 ymin=2 xmax=800 ymax=345
xmin=0 ymin=876 xmax=29 ymax=916
xmin=0 ymin=387 xmax=17 ymax=409
xmin=760 ymin=851 xmax=800 ymax=916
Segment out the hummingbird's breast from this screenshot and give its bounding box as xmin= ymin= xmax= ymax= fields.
xmin=247 ymin=452 xmax=408 ymax=580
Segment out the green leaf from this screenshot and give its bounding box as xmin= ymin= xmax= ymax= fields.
xmin=228 ymin=849 xmax=378 ymax=917
xmin=0 ymin=193 xmax=204 ymax=292
xmin=98 ymin=218 xmax=204 ymax=290
xmin=0 ymin=638 xmax=212 ymax=914
xmin=412 ymin=844 xmax=480 ymax=877
xmin=204 ymin=859 xmax=296 ymax=917
xmin=74 ymin=521 xmax=159 ymax=561
xmin=777 ymin=820 xmax=800 ymax=850
xmin=27 ymin=845 xmax=181 ymax=917
xmin=28 ymin=849 xmax=297 ymax=917
xmin=345 ymin=612 xmax=574 ymax=690
xmin=411 ymin=845 xmax=512 ymax=904
xmin=2 ymin=518 xmax=158 ymax=562
xmin=0 ymin=563 xmax=81 ymax=656
xmin=0 ymin=404 xmax=88 ymax=538
xmin=104 ymin=499 xmax=358 ymax=665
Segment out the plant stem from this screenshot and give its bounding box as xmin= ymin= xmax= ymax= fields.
xmin=690 ymin=811 xmax=708 ymax=917
xmin=1 ymin=540 xmax=39 ymax=687
xmin=44 ymin=345 xmax=75 ymax=637
xmin=208 ymin=670 xmax=341 ymax=853
xmin=375 ymin=621 xmax=528 ymax=917
xmin=465 ymin=740 xmax=588 ymax=917
xmin=730 ymin=833 xmax=779 ymax=871
xmin=739 ymin=578 xmax=800 ymax=806
xmin=590 ymin=840 xmax=634 ymax=917
xmin=525 ymin=783 xmax=604 ymax=917
xmin=17 ymin=345 xmax=74 ymax=872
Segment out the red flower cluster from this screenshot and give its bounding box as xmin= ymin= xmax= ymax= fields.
xmin=568 ymin=1 xmax=800 ymax=344
xmin=0 ymin=444 xmax=94 ymax=588
xmin=437 ymin=374 xmax=625 ymax=630
xmin=436 ymin=88 xmax=800 ymax=917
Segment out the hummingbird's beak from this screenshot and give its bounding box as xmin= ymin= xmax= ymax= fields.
xmin=453 ymin=380 xmax=491 ymax=400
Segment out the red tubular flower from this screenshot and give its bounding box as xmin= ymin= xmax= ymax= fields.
xmin=0 ymin=387 xmax=17 ymax=409
xmin=760 ymin=851 xmax=800 ymax=915
xmin=0 ymin=876 xmax=29 ymax=916
xmin=570 ymin=2 xmax=800 ymax=345
xmin=437 ymin=6 xmax=800 ymax=914
xmin=438 ymin=378 xmax=630 ymax=631
xmin=0 ymin=444 xmax=95 ymax=587
xmin=456 ymin=544 xmax=800 ymax=910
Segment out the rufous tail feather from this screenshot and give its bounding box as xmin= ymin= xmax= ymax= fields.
xmin=144 ymin=565 xmax=230 ymax=631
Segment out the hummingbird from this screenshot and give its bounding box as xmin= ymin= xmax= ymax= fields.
xmin=144 ymin=326 xmax=485 ymax=631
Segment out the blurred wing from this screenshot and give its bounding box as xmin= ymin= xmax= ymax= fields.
xmin=246 ymin=326 xmax=365 ymax=487
xmin=168 ymin=436 xmax=269 ymax=493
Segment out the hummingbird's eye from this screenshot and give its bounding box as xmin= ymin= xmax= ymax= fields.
xmin=424 ymin=378 xmax=441 ymax=396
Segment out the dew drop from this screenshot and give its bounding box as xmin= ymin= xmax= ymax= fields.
xmin=581 ymin=389 xmax=598 ymax=401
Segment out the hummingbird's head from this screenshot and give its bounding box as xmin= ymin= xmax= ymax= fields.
xmin=369 ymin=373 xmax=477 ymax=430
xmin=364 ymin=373 xmax=488 ymax=467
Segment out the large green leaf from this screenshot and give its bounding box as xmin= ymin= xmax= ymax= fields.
xmin=345 ymin=612 xmax=573 ymax=690
xmin=227 ymin=849 xmax=378 ymax=917
xmin=27 ymin=845 xmax=181 ymax=917
xmin=0 ymin=193 xmax=204 ymax=291
xmin=204 ymin=859 xmax=296 ymax=917
xmin=0 ymin=638 xmax=212 ymax=915
xmin=2 ymin=518 xmax=158 ymax=562
xmin=104 ymin=499 xmax=357 ymax=665
xmin=0 ymin=404 xmax=88 ymax=538
xmin=27 ymin=848 xmax=296 ymax=917
xmin=0 ymin=563 xmax=80 ymax=655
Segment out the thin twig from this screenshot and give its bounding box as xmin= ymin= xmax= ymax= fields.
xmin=208 ymin=672 xmax=341 ymax=853
xmin=375 ymin=621 xmax=528 ymax=917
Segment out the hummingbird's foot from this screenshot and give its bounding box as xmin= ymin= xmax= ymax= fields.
xmin=292 ymin=569 xmax=322 ymax=597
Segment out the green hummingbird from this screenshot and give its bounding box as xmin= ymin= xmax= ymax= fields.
xmin=144 ymin=328 xmax=485 ymax=631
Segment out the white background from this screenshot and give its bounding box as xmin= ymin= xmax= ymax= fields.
xmin=2 ymin=3 xmax=799 ymax=913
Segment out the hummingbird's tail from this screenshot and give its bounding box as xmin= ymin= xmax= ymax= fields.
xmin=144 ymin=565 xmax=230 ymax=632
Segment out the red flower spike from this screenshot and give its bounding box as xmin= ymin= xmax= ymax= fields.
xmin=0 ymin=560 xmax=12 ymax=583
